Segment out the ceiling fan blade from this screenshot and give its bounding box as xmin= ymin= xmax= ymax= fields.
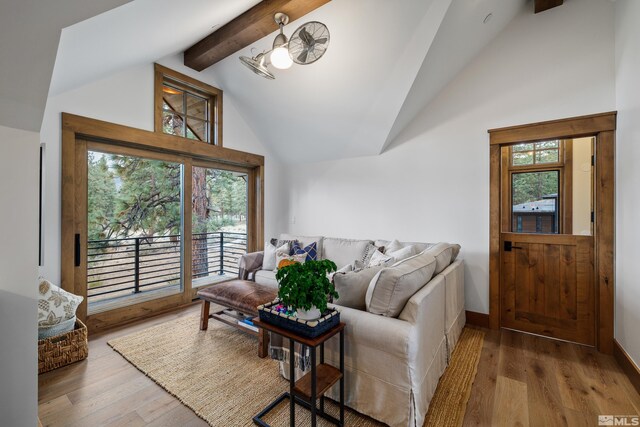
xmin=299 ymin=28 xmax=315 ymax=47
xmin=297 ymin=49 xmax=309 ymax=63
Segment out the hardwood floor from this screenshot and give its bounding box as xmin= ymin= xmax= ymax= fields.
xmin=39 ymin=306 xmax=640 ymax=426
xmin=463 ymin=327 xmax=640 ymax=427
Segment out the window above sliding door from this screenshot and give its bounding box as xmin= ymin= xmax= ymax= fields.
xmin=154 ymin=64 xmax=223 ymax=146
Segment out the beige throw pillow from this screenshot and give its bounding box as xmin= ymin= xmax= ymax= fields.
xmin=333 ymin=265 xmax=385 ymax=310
xmin=422 ymin=242 xmax=458 ymax=274
xmin=365 ymin=252 xmax=437 ymax=317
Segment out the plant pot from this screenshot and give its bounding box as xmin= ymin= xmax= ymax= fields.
xmin=296 ymin=306 xmax=321 ymax=321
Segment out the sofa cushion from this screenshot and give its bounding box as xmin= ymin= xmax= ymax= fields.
xmin=280 ymin=234 xmax=324 ymax=260
xmin=422 ymin=242 xmax=459 ymax=274
xmin=333 ymin=265 xmax=385 ymax=310
xmin=321 ymin=237 xmax=372 ymax=268
xmin=254 ymin=270 xmax=278 ymax=289
xmin=365 ymin=252 xmax=437 ymax=317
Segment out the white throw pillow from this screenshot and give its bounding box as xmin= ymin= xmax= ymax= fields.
xmin=38 ymin=278 xmax=83 ymax=328
xmin=384 ymin=239 xmax=404 ymax=254
xmin=263 ymin=242 xmax=289 ymax=271
xmin=367 ymin=250 xmax=394 ymax=267
xmin=386 ymin=244 xmax=418 ymax=263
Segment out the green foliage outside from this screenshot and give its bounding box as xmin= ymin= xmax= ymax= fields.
xmin=87 ymin=152 xmax=247 ymax=242
xmin=276 ymin=260 xmax=339 ymax=313
xmin=512 ymin=171 xmax=559 ymax=206
xmin=511 ymin=141 xmax=560 ymax=207
xmin=87 ymin=152 xmax=116 ymax=241
xmin=192 ymin=168 xmax=247 ymax=235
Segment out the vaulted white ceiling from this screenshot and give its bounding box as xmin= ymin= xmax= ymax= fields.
xmin=206 ymin=0 xmax=526 ymax=162
xmin=48 ymin=0 xmax=262 ymax=96
xmin=209 ymin=0 xmax=452 ymax=163
xmin=0 ymin=0 xmax=131 ymax=132
xmin=10 ymin=0 xmax=528 ymax=161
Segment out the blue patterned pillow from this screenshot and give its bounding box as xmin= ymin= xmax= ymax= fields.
xmin=292 ymin=241 xmax=318 ymax=262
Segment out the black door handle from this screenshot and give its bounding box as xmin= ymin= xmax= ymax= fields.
xmin=504 ymin=241 xmax=524 ymax=252
xmin=74 ymin=234 xmax=81 ymax=266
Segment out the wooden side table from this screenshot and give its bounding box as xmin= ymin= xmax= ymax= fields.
xmin=252 ymin=319 xmax=345 ymax=427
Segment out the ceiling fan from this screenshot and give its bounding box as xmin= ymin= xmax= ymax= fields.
xmin=239 ymin=13 xmax=330 ymax=80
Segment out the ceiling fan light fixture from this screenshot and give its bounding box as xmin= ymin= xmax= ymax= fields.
xmin=238 ymin=12 xmax=329 ymax=78
xmin=270 ymin=13 xmax=293 ymax=69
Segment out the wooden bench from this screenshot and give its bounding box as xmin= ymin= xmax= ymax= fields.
xmin=197 ymin=279 xmax=277 ymax=358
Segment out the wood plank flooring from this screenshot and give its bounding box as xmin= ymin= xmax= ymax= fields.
xmin=39 ymin=306 xmax=640 ymax=426
xmin=462 ymin=327 xmax=640 ymax=427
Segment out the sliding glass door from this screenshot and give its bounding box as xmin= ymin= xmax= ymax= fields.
xmin=80 ymin=144 xmax=254 ymax=318
xmin=61 ymin=114 xmax=264 ymax=332
xmin=85 ymin=147 xmax=184 ymax=314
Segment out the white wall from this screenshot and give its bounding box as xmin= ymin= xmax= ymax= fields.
xmin=39 ymin=54 xmax=288 ymax=282
xmin=614 ymin=0 xmax=640 ymax=368
xmin=286 ymin=0 xmax=616 ymax=314
xmin=0 ymin=125 xmax=39 ymax=426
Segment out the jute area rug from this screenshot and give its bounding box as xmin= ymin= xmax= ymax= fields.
xmin=108 ymin=314 xmax=484 ymax=427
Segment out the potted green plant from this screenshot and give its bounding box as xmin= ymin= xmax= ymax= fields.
xmin=275 ymin=259 xmax=339 ymax=320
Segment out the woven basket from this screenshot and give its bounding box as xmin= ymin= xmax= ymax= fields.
xmin=258 ymin=300 xmax=340 ymax=338
xmin=38 ymin=318 xmax=88 ymax=374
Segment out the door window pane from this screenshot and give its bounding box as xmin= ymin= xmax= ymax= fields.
xmin=513 ymin=151 xmax=533 ymax=166
xmin=511 ymin=140 xmax=561 ymax=166
xmin=511 ymin=171 xmax=559 ymax=233
xmin=87 ymin=151 xmax=183 ymax=313
xmin=192 ymin=167 xmax=248 ymax=287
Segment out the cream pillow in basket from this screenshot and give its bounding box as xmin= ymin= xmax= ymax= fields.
xmin=38 ymin=277 xmax=83 ymax=328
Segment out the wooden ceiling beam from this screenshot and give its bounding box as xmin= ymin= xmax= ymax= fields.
xmin=534 ymin=0 xmax=563 ymax=14
xmin=184 ymin=0 xmax=331 ymax=71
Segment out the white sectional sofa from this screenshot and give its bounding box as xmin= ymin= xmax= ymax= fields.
xmin=240 ymin=234 xmax=465 ymax=427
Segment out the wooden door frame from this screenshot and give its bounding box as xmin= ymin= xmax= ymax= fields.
xmin=61 ymin=113 xmax=265 ymax=333
xmin=488 ymin=111 xmax=616 ymax=354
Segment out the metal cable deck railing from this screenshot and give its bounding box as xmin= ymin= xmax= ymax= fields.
xmin=87 ymin=231 xmax=247 ymax=302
